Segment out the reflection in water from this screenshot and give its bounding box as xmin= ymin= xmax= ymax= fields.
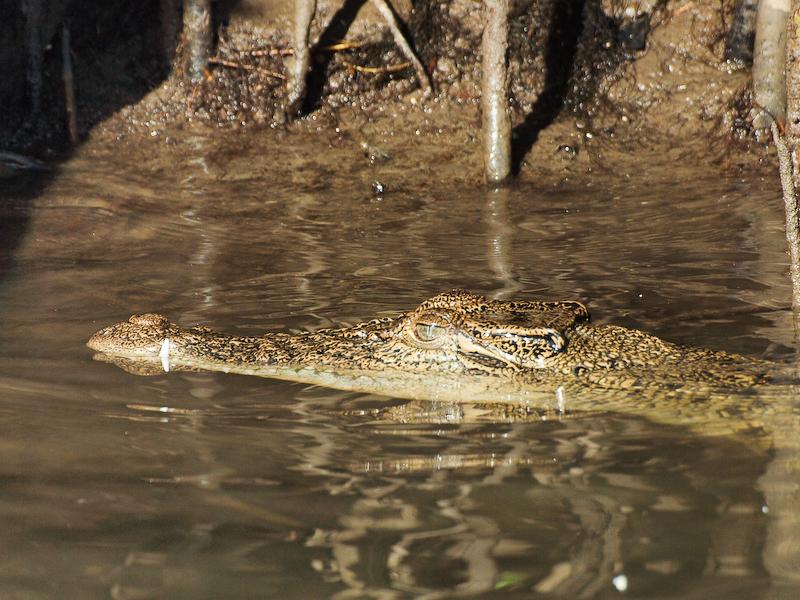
xmin=722 ymin=181 xmax=800 ymax=592
xmin=484 ymin=187 xmax=522 ymax=300
xmin=0 ymin=130 xmax=797 ymax=596
xmin=281 ymin=398 xmax=769 ymax=598
xmin=760 ymin=415 xmax=800 ymax=596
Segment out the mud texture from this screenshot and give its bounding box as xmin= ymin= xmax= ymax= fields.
xmin=0 ymin=0 xmax=773 ymax=181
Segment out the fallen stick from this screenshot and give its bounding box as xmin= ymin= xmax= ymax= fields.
xmin=208 ymin=57 xmax=286 ymax=80
xmin=323 ymin=40 xmax=364 ymax=52
xmin=341 ymin=60 xmax=411 ymax=74
xmin=246 ymin=47 xmax=295 ymax=57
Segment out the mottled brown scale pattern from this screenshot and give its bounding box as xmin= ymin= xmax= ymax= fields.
xmin=87 ymin=290 xmax=771 ymax=391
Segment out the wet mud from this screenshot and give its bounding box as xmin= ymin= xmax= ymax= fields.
xmin=0 ymin=0 xmax=776 ymax=183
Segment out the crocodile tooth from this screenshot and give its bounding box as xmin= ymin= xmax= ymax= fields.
xmin=556 ymin=386 xmax=566 ymax=413
xmin=159 ymin=338 xmax=171 ymax=373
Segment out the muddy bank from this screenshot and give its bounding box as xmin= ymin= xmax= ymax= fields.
xmin=1 ymin=0 xmax=774 ymax=181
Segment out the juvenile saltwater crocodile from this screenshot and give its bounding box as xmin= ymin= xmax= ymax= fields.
xmin=86 ymin=290 xmax=800 ymax=584
xmin=87 ymin=290 xmax=775 ymax=403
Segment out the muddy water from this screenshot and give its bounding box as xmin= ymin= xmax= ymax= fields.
xmin=1 ymin=128 xmax=799 ymax=598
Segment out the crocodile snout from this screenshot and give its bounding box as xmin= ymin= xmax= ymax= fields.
xmin=87 ymin=313 xmax=172 ymax=357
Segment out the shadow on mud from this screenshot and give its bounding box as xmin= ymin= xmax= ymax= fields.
xmin=300 ymin=0 xmax=368 ymax=115
xmin=511 ymin=0 xmax=585 ymax=175
xmin=1 ymin=0 xmax=186 ymax=278
xmin=2 ymin=0 xmax=174 ymax=155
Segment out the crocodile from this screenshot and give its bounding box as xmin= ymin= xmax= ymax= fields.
xmin=86 ymin=290 xmax=800 ymax=586
xmin=87 ymin=289 xmax=776 ymax=406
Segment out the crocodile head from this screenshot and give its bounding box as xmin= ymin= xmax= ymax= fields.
xmin=87 ymin=313 xmax=177 ymax=357
xmin=86 ymin=291 xmax=590 ymax=377
xmin=374 ymin=290 xmax=590 ymax=374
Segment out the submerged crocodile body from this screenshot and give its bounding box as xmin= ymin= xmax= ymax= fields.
xmin=87 ymin=290 xmax=773 ymax=403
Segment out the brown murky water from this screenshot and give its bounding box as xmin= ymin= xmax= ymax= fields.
xmin=1 ymin=128 xmax=799 ymax=598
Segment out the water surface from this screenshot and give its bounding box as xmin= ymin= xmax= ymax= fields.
xmin=1 ymin=129 xmax=798 ymax=598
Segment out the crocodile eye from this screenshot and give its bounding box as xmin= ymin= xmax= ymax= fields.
xmin=414 ymin=322 xmax=446 ymax=342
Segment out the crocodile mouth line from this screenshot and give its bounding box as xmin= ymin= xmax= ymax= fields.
xmin=457 ymin=351 xmax=516 ymax=371
xmin=456 ymin=334 xmax=521 ymax=371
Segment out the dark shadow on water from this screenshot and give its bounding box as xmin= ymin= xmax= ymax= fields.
xmin=511 ymin=0 xmax=585 ymax=176
xmin=0 ymin=168 xmax=56 ymax=284
xmin=0 ymin=0 xmax=178 ymax=276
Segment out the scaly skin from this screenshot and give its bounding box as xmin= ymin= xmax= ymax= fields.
xmin=87 ymin=290 xmax=771 ymax=396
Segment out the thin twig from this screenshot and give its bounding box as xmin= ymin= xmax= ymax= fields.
xmin=208 ymin=56 xmax=286 ymax=80
xmin=674 ymin=1 xmax=695 ymax=17
xmin=324 ymin=40 xmax=364 ymax=51
xmin=246 ymin=47 xmax=295 ymax=57
xmin=238 ymin=40 xmax=363 ymax=56
xmin=341 ymin=60 xmax=411 ymax=74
